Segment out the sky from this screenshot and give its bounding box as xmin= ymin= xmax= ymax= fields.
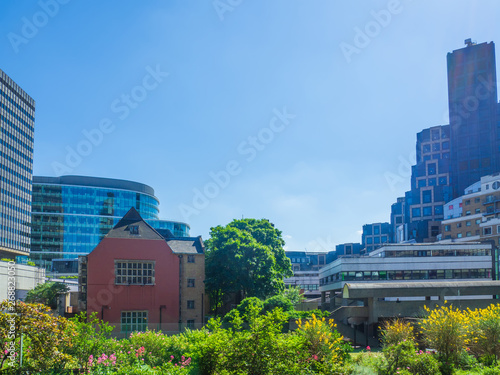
xmin=1 ymin=0 xmax=500 ymax=252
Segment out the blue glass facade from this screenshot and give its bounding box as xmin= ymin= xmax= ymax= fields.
xmin=404 ymin=41 xmax=500 ymax=243
xmin=362 ymin=222 xmax=391 ymax=253
xmin=448 ymin=41 xmax=500 ymax=197
xmin=0 ymin=69 xmax=35 ymax=257
xmin=405 ymin=125 xmax=453 ymax=242
xmin=31 ymin=176 xmax=190 ymax=270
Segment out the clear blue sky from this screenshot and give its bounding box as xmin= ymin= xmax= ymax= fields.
xmin=1 ymin=1 xmax=499 ymax=251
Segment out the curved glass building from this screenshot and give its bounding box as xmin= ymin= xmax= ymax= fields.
xmin=31 ymin=175 xmax=189 ymax=271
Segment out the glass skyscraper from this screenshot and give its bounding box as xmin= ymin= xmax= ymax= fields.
xmin=31 ymin=175 xmax=190 ymax=271
xmin=403 ymin=40 xmax=500 ymax=242
xmin=448 ymin=40 xmax=500 ymax=197
xmin=0 ymin=68 xmax=35 ymax=257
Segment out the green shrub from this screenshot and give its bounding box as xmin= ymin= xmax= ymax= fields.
xmin=484 ymin=367 xmax=500 ymax=375
xmin=380 ymin=340 xmax=441 ymax=375
xmin=263 ymin=294 xmax=293 ymax=313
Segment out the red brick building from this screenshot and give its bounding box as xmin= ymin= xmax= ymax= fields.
xmin=79 ymin=208 xmax=207 ymax=335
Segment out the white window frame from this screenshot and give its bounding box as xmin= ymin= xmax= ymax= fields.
xmin=121 ymin=310 xmax=148 ymax=332
xmin=115 ymin=260 xmax=155 ymax=285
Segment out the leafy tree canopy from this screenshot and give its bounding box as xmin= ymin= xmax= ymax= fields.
xmin=25 ymin=281 xmax=69 ymax=309
xmin=205 ymin=218 xmax=292 ymax=311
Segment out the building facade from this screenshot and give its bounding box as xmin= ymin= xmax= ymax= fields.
xmin=319 ymin=242 xmax=493 ymax=294
xmin=31 ymin=175 xmax=190 ymax=272
xmin=441 ymin=174 xmax=500 ymax=249
xmin=405 ymin=125 xmax=452 ymax=242
xmin=390 ymin=197 xmax=406 ymax=243
xmin=448 ymin=40 xmax=500 ymax=198
xmin=284 ymin=250 xmax=335 ymax=298
xmin=401 ymin=40 xmax=500 ymax=243
xmin=362 ymin=222 xmax=392 ymax=253
xmin=0 ymin=68 xmax=35 ymax=258
xmin=81 ymin=208 xmax=206 ymax=335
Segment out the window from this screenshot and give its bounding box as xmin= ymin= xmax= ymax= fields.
xmin=374 ymin=226 xmax=380 ymax=235
xmin=423 ymin=207 xmax=432 ymax=216
xmin=381 ymin=236 xmax=388 ymax=243
xmin=423 ymin=190 xmax=432 ymax=203
xmin=439 ymin=177 xmax=447 ymax=185
xmin=187 ymin=319 xmax=195 ymax=329
xmin=187 ymin=278 xmax=195 ymax=287
xmin=418 ymin=179 xmax=426 ymax=188
xmin=366 ymin=237 xmax=373 ymax=244
xmin=435 ymin=205 xmax=443 ymax=215
xmin=465 ymin=200 xmax=471 ymax=206
xmin=466 ymin=221 xmax=471 ymax=227
xmin=442 ymin=141 xmax=450 ymax=150
xmin=457 ymin=233 xmax=463 ymax=238
xmin=475 ymin=198 xmax=481 ymax=203
xmin=374 ymin=237 xmax=380 ymax=244
xmin=187 ymin=300 xmax=195 ymax=309
xmin=423 ymin=144 xmax=431 ymax=153
xmin=121 ymin=311 xmax=148 ymax=332
xmin=428 ymin=178 xmax=436 ymax=186
xmin=427 ymin=163 xmax=436 ymax=175
xmin=475 ymin=208 xmax=481 ymax=214
xmin=115 ymin=260 xmax=155 ymax=285
xmin=465 ymin=210 xmax=471 ymax=216
xmin=187 ymin=255 xmax=195 ymax=263
xmin=484 ymin=227 xmax=492 ymax=235
xmin=475 ymin=219 xmax=481 ymax=224
xmin=466 ymin=231 xmax=472 ymax=237
xmin=444 ymin=225 xmax=451 ymax=232
xmin=457 ymin=223 xmax=462 ymax=228
xmin=497 ymin=225 xmax=500 ymax=234
xmin=412 ymin=208 xmax=421 ymax=218
xmin=432 ymin=143 xmax=440 ymax=152
xmin=129 ymin=225 xmax=139 ymax=235
xmin=431 ymin=226 xmax=439 ymax=237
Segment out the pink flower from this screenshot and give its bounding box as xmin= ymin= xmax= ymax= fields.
xmin=366 ymin=346 xmax=371 ymax=351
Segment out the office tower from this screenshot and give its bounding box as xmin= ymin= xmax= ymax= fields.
xmin=0 ymin=68 xmax=35 ymax=257
xmin=31 ymin=175 xmax=190 ymax=272
xmin=405 ymin=125 xmax=453 ymax=242
xmin=448 ymin=40 xmax=500 ymax=197
xmin=404 ymin=40 xmax=500 ymax=242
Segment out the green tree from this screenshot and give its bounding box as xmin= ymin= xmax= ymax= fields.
xmin=25 ymin=281 xmax=69 ymax=309
xmin=205 ymin=218 xmax=292 ymax=313
xmin=0 ymin=301 xmax=76 ymax=373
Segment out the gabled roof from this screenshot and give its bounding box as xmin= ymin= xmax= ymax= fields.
xmin=105 ymin=207 xmax=164 ymax=240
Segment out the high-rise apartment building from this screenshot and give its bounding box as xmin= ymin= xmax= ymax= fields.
xmin=0 ymin=68 xmax=35 ymax=257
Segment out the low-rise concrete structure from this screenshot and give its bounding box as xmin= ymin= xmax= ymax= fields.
xmin=0 ymin=261 xmax=45 ymax=301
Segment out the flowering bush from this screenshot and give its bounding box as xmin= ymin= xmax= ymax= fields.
xmin=380 ymin=319 xmax=414 ymax=347
xmin=466 ymin=304 xmax=500 ymax=364
xmin=296 ymin=313 xmax=351 ymax=374
xmin=0 ymin=301 xmax=76 ymax=373
xmin=419 ymin=302 xmax=470 ymax=373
